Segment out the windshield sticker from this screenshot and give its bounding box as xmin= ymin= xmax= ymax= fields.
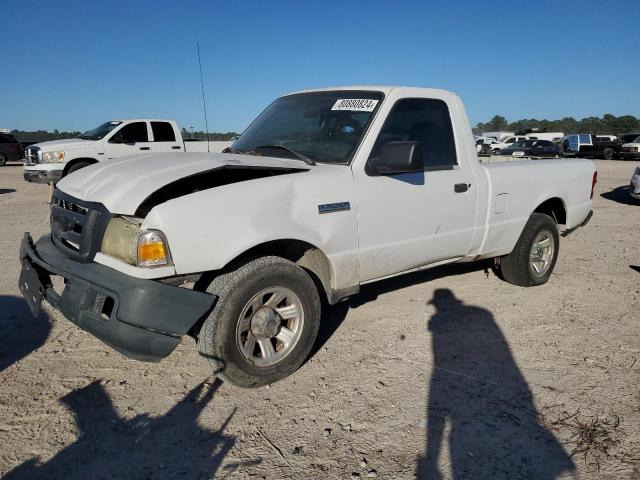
xmin=331 ymin=99 xmax=379 ymax=112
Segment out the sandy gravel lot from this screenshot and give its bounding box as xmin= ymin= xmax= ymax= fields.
xmin=1 ymin=160 xmax=639 ymax=479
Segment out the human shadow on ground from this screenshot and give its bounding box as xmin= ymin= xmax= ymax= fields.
xmin=0 ymin=188 xmax=16 ymax=194
xmin=600 ymin=186 xmax=640 ymax=205
xmin=3 ymin=379 xmax=238 ymax=480
xmin=416 ymin=289 xmax=575 ymax=479
xmin=0 ymin=295 xmax=51 ymax=372
xmin=311 ymin=260 xmax=492 ymax=357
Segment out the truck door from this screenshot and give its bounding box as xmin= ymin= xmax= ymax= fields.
xmin=150 ymin=121 xmax=183 ymax=153
xmin=105 ymin=122 xmax=152 ymax=159
xmin=353 ymin=98 xmax=477 ymax=281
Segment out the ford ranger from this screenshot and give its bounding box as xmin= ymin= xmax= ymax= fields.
xmin=23 ymin=118 xmax=231 ymax=183
xmin=19 ymin=87 xmax=596 ymax=387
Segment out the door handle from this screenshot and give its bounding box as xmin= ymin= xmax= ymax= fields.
xmin=139 ymin=146 xmax=150 ymax=151
xmin=171 ymin=146 xmax=181 ymax=149
xmin=454 ymin=183 xmax=470 ymax=193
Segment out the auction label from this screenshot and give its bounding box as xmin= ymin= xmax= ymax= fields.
xmin=331 ymin=99 xmax=379 ymax=112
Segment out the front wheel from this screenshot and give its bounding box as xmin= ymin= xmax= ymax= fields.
xmin=197 ymin=256 xmax=321 ymax=388
xmin=64 ymin=161 xmax=92 ymax=177
xmin=498 ymin=213 xmax=559 ymax=287
xmin=0 ymin=153 xmax=7 ymax=166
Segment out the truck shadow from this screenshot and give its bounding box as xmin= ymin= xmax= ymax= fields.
xmin=416 ymin=289 xmax=574 ymax=479
xmin=0 ymin=295 xmax=51 ymax=372
xmin=600 ymin=186 xmax=640 ymax=205
xmin=312 ymin=260 xmax=492 ymax=356
xmin=3 ymin=379 xmax=241 ymax=479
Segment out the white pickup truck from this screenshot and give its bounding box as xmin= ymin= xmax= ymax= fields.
xmin=23 ymin=119 xmax=231 ymax=183
xmin=19 ymin=86 xmax=596 ymax=387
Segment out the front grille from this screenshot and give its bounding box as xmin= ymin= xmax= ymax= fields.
xmin=50 ymin=190 xmax=111 ymax=262
xmin=25 ymin=146 xmax=41 ymax=164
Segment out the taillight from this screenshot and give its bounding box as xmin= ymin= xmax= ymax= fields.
xmin=590 ymin=171 xmax=598 ymax=199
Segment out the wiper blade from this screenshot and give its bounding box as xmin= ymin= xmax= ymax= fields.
xmin=254 ymin=145 xmax=316 ymax=166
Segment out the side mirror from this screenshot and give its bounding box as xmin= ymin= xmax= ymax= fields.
xmin=370 ymin=141 xmax=424 ymax=175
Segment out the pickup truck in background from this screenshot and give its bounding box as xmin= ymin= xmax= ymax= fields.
xmin=19 ymin=86 xmax=596 ymax=387
xmin=619 ymin=136 xmax=640 ymax=161
xmin=23 ymin=119 xmax=231 ymax=183
xmin=562 ymin=133 xmax=620 ymax=160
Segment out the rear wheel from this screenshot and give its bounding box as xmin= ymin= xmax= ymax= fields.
xmin=197 ymin=256 xmax=321 ymax=388
xmin=498 ymin=213 xmax=559 ymax=287
xmin=603 ymin=148 xmax=614 ymax=160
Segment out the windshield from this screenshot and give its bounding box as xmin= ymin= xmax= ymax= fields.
xmin=232 ymin=91 xmax=384 ymax=164
xmin=79 ymin=121 xmax=122 ymax=140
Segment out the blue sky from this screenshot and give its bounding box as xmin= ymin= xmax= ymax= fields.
xmin=2 ymin=0 xmax=638 ymax=133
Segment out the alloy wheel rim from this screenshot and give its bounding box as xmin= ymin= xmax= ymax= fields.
xmin=529 ymin=231 xmax=554 ymax=277
xmin=236 ymin=287 xmax=304 ymax=367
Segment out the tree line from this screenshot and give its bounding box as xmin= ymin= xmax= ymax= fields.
xmin=474 ymin=114 xmax=640 ymax=136
xmin=9 ymin=129 xmax=239 ymax=143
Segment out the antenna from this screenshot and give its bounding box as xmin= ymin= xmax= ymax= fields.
xmin=197 ymin=41 xmax=210 ymax=152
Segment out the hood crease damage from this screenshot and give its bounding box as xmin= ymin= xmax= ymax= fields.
xmin=135 ymin=165 xmax=307 ymax=217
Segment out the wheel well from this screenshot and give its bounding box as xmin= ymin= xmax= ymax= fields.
xmin=197 ymin=239 xmax=336 ymax=303
xmin=534 ymin=197 xmax=566 ymax=226
xmin=62 ymin=158 xmax=97 ymax=177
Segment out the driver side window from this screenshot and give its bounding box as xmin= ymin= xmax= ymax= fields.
xmin=369 ymin=98 xmax=457 ymax=171
xmin=111 ymin=122 xmax=148 ymax=144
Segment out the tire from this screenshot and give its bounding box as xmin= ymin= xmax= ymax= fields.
xmin=64 ymin=161 xmax=92 ymax=176
xmin=603 ymin=148 xmax=614 ymax=160
xmin=0 ymin=153 xmax=7 ymax=166
xmin=499 ymin=213 xmax=559 ymax=287
xmin=197 ymin=256 xmax=321 ymax=388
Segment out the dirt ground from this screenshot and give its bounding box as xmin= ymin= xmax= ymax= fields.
xmin=1 ymin=160 xmax=639 ymax=479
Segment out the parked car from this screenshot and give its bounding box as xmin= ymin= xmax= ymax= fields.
xmin=19 ymin=86 xmax=596 ymax=387
xmin=475 ymin=139 xmax=494 ymax=156
xmin=561 ymin=134 xmax=619 ymax=160
xmin=619 ymin=136 xmax=640 ymax=161
xmin=23 ymin=119 xmax=232 ymax=183
xmin=501 ymin=135 xmax=528 ymax=146
xmin=477 ymin=136 xmax=527 ymax=154
xmin=617 ymin=133 xmax=640 ymax=145
xmin=0 ymin=133 xmax=25 ymax=166
xmin=475 ymin=137 xmax=501 ymax=153
xmin=499 ymin=139 xmax=562 ymax=158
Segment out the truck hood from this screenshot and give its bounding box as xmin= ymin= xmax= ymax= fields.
xmin=56 ymin=152 xmax=330 ymax=215
xmin=35 ymin=138 xmax=95 ymax=150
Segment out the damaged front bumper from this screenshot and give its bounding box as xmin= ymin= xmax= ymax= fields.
xmin=19 ymin=233 xmax=216 ymax=362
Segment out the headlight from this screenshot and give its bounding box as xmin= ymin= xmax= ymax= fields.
xmin=41 ymin=151 xmax=65 ymax=163
xmin=101 ymin=217 xmax=172 ymax=268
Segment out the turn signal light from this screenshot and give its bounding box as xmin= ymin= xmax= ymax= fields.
xmin=137 ymin=230 xmax=171 ymax=267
